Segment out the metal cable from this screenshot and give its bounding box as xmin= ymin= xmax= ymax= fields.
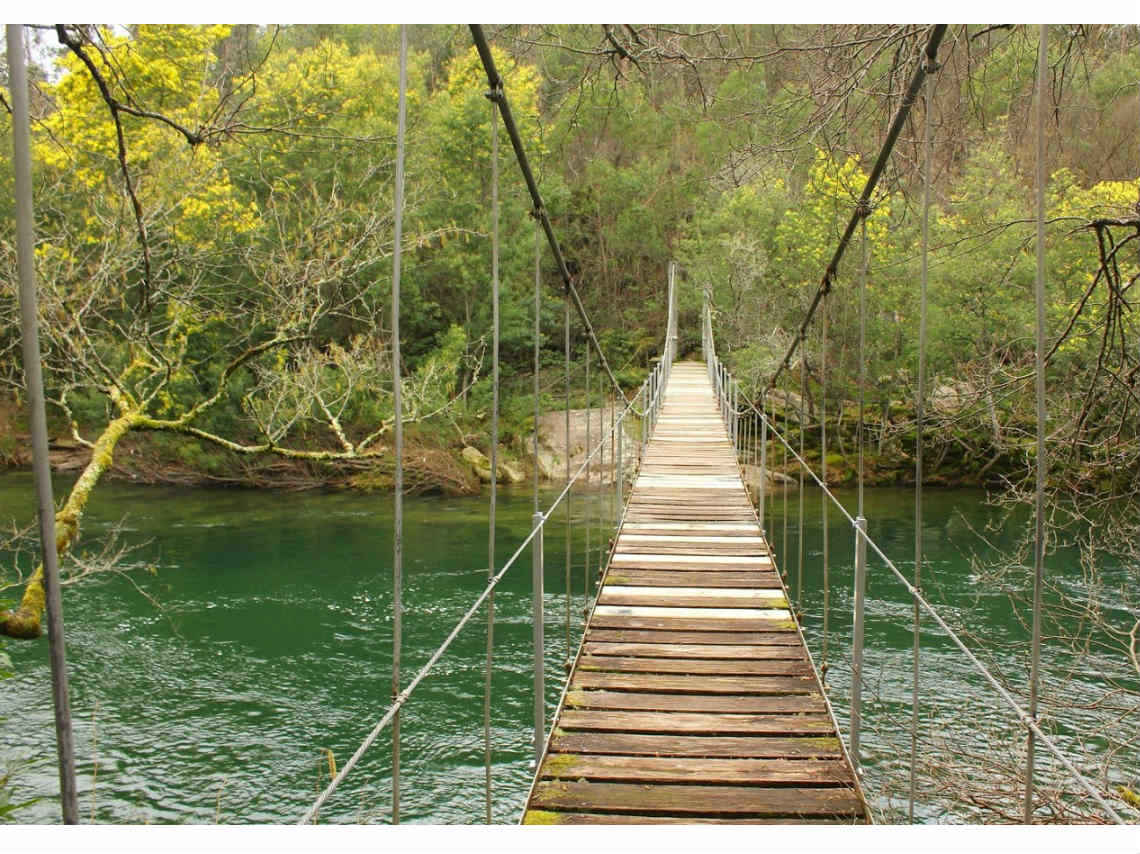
xmin=1024 ymin=22 xmax=1049 ymax=824
xmin=820 ymin=297 xmax=830 ymax=680
xmin=564 ymin=297 xmax=571 ymax=667
xmin=911 ymin=45 xmax=936 ymax=823
xmin=7 ymin=23 xmax=79 ymax=825
xmin=300 ymin=376 xmax=647 ymax=825
xmin=531 ymin=215 xmax=544 ymax=768
xmin=470 ymin=24 xmax=628 ymax=406
xmin=483 ymin=95 xmax=500 ymax=824
xmin=390 ymin=24 xmax=407 ymax=826
xmin=797 ymin=337 xmax=806 ymax=616
xmin=858 ymin=218 xmax=867 ymax=521
xmin=766 ymin=24 xmax=948 ymax=394
xmin=533 ymin=220 xmax=541 ymax=515
xmin=782 ymin=392 xmax=790 ymax=603
xmin=745 ymin=402 xmax=1126 ymax=825
xmin=585 ymin=344 xmax=591 ymax=605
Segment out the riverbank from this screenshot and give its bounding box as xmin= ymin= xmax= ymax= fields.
xmin=0 ymin=394 xmax=1025 ymax=495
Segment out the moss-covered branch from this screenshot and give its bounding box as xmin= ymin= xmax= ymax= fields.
xmin=0 ymin=410 xmax=138 ymax=638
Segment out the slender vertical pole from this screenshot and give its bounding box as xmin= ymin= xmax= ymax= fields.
xmin=912 ymin=46 xmax=937 ymax=822
xmin=564 ymin=296 xmax=572 ymax=667
xmin=851 ymin=516 xmax=867 ymax=774
xmin=858 ymin=220 xmax=867 ymax=523
xmin=483 ymin=94 xmax=500 ymax=825
xmin=732 ymin=381 xmax=739 ymax=455
xmin=615 ymin=395 xmax=623 ymax=524
xmin=820 ymin=299 xmax=830 ymax=678
xmin=533 ymin=221 xmax=541 ymax=516
xmin=531 ymin=510 xmax=544 ymax=765
xmin=531 ymin=199 xmax=544 ymax=769
xmin=759 ymin=393 xmax=768 ymax=535
xmin=7 ymin=23 xmax=79 ymax=826
xmin=782 ymin=396 xmax=789 ymax=602
xmin=640 ymin=384 xmax=646 ymax=457
xmin=390 ymin=23 xmax=408 ymax=826
xmin=585 ymin=345 xmax=591 ymax=605
xmin=854 ymin=200 xmax=869 ymax=797
xmin=796 ymin=341 xmax=806 ymax=615
xmin=1024 ymin=22 xmax=1048 ymax=825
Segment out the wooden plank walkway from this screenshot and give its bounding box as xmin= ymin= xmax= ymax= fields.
xmin=523 ymin=362 xmax=869 ymax=824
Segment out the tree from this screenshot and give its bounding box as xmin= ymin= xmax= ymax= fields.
xmin=1 ymin=25 xmax=477 ymax=639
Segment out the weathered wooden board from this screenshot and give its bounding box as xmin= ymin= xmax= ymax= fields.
xmin=523 ymin=362 xmax=867 ymax=825
xmin=557 ymin=709 xmax=834 ymax=735
xmin=582 ymin=641 xmax=806 ymax=660
xmin=530 ymin=782 xmax=864 ymax=817
xmin=564 ymin=689 xmax=825 ymax=714
xmin=547 ymin=731 xmax=844 ymax=758
xmin=538 ymin=755 xmax=855 ymax=785
xmin=577 ymin=656 xmax=811 ymax=677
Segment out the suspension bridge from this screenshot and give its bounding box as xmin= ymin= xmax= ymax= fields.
xmin=6 ymin=22 xmax=1135 ymax=826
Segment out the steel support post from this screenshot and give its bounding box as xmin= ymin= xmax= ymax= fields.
xmin=850 ymin=515 xmax=868 ymax=775
xmin=616 ymin=412 xmax=623 ymax=524
xmin=531 ymin=511 xmax=545 ymax=765
xmin=7 ymin=23 xmax=79 ymax=825
xmin=759 ymin=401 xmax=768 ymax=536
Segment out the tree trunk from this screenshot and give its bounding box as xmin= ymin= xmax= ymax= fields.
xmin=0 ymin=411 xmax=137 ymax=638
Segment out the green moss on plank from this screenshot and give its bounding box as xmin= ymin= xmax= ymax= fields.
xmin=540 ymin=753 xmax=581 ymax=778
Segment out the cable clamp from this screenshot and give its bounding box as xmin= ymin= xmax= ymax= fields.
xmin=484 ymin=84 xmax=504 ymax=102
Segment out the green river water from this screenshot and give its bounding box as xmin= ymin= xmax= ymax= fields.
xmin=1 ymin=473 xmax=1136 ymax=824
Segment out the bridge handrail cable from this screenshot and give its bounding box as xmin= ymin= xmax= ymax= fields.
xmin=705 ymin=343 xmax=1127 ymax=824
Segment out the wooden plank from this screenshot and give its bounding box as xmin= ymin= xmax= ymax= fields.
xmin=547 ymin=731 xmax=843 ymax=759
xmin=538 ymin=755 xmax=855 ymax=786
xmin=593 ymin=605 xmax=792 ymax=621
xmin=604 ymin=560 xmax=775 ymax=572
xmin=582 ymin=641 xmax=806 ymax=660
xmin=578 ymin=656 xmax=811 ymax=677
xmin=570 ymin=672 xmax=816 ymax=695
xmin=557 ymin=709 xmax=834 ymax=735
xmin=604 ymin=570 xmax=780 ymax=588
xmin=565 ymin=689 xmax=825 ymax=714
xmin=598 ymin=593 xmax=788 ymax=610
xmin=590 ymin=614 xmax=796 ymax=632
xmin=586 ymin=628 xmax=801 ymax=645
xmin=523 ymin=811 xmax=858 ymax=825
xmin=530 ymin=782 xmax=864 ymax=817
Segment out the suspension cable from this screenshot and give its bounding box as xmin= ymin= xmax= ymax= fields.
xmin=858 ymin=218 xmax=867 ymax=522
xmin=797 ymin=336 xmax=806 ymax=617
xmin=564 ymin=297 xmax=572 ymax=667
xmin=765 ymin=24 xmax=948 ymax=394
xmin=782 ymin=391 xmax=790 ymax=603
xmin=820 ymin=296 xmax=830 ymax=680
xmin=533 ymin=220 xmax=541 ymax=516
xmin=390 ymin=23 xmax=408 ymax=827
xmin=483 ymin=94 xmax=501 ymax=824
xmin=470 ymin=24 xmax=628 ymax=406
xmin=1024 ymin=22 xmax=1049 ymax=825
xmin=299 ymin=379 xmax=648 ymax=825
xmin=912 ymin=41 xmax=938 ymax=823
xmin=585 ymin=344 xmax=592 ymax=606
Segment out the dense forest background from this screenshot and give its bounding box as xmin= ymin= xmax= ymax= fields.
xmin=0 ymin=24 xmax=1137 ymax=635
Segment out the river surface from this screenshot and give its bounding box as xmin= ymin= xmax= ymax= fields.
xmin=1 ymin=473 xmax=1136 ymax=824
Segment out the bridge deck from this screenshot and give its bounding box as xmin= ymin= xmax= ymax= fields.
xmin=523 ymin=362 xmax=869 ymax=824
